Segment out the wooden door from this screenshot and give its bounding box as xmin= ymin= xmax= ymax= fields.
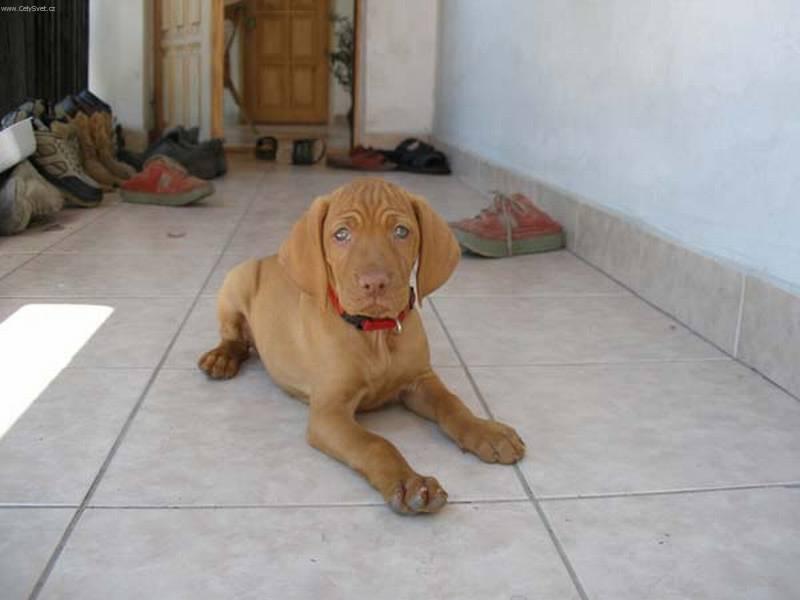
xmin=244 ymin=0 xmax=329 ymax=124
xmin=154 ymin=0 xmax=213 ymax=137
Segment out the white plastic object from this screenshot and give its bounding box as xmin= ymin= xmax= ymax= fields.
xmin=0 ymin=118 xmax=36 ymax=174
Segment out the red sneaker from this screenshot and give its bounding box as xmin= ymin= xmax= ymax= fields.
xmin=450 ymin=192 xmax=564 ymax=257
xmin=119 ymin=155 xmax=213 ymax=206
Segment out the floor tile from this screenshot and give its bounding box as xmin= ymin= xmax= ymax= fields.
xmin=473 ymin=361 xmax=800 ymax=497
xmin=166 ymin=296 xmax=458 ymax=369
xmin=0 ymin=369 xmax=151 ymax=504
xmin=0 ymin=253 xmax=218 ymax=297
xmin=0 ymin=204 xmax=112 ymax=254
xmin=200 ymin=253 xmax=251 ymax=296
xmin=437 ymin=251 xmax=627 ymax=297
xmin=0 ymin=508 xmax=72 ymax=600
xmin=0 ymin=253 xmax=33 ymax=278
xmin=93 ymin=367 xmax=525 ymax=506
xmin=544 ymin=487 xmax=800 ymax=600
xmin=41 ymin=503 xmax=579 ymax=600
xmin=420 ymin=302 xmax=460 ymax=366
xmin=433 ymin=295 xmax=723 ymax=366
xmin=0 ymin=297 xmax=193 ymax=368
xmin=226 ymin=207 xmax=296 ymax=258
xmin=46 ymin=201 xmax=244 ymax=255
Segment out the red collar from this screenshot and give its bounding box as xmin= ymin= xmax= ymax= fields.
xmin=327 ymin=286 xmax=416 ymax=333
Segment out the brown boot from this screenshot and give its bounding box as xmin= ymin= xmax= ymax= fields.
xmin=90 ymin=112 xmax=136 ymax=180
xmin=71 ymin=112 xmax=118 ymax=190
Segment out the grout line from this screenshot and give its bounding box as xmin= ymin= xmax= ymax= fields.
xmin=538 ymin=481 xmax=800 ymax=502
xmin=733 ymin=273 xmax=747 ymax=358
xmin=0 ymin=294 xmax=200 ymax=300
xmin=428 ymin=298 xmax=590 ymax=600
xmin=433 ymin=292 xmax=631 ymax=298
xmin=0 ymin=504 xmax=79 ymax=509
xmin=27 ymin=175 xmax=265 ymax=600
xmin=441 ymin=357 xmax=733 ymax=369
xmin=84 ymin=498 xmax=530 ymax=511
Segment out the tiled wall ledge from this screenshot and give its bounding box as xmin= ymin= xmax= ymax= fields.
xmin=435 ymin=138 xmax=800 ymax=400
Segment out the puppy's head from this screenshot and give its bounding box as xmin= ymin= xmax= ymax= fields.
xmin=278 ymin=178 xmax=460 ymax=318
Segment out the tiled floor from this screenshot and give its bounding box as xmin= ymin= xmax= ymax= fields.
xmin=1 ymin=157 xmax=799 ymax=600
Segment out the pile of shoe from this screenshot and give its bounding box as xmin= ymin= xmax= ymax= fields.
xmin=0 ymin=89 xmax=226 ymax=229
xmin=1 ymin=91 xmax=137 ymax=215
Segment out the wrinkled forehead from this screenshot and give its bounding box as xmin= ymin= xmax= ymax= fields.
xmin=325 ymin=178 xmax=415 ymax=221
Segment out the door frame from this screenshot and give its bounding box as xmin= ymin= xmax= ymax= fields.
xmin=211 ymin=0 xmax=224 ymax=137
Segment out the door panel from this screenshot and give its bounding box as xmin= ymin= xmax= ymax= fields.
xmin=154 ymin=0 xmax=212 ymax=137
xmin=245 ymin=0 xmax=329 ymax=123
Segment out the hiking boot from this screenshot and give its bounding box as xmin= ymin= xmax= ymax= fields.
xmin=90 ymin=112 xmax=136 ymax=180
xmin=30 ymin=118 xmax=103 ymax=208
xmin=450 ymin=192 xmax=565 ymax=257
xmin=0 ymin=160 xmax=64 ymax=235
xmin=114 ymin=124 xmax=145 ymax=171
xmin=71 ymin=112 xmax=119 ymax=190
xmin=119 ymin=155 xmax=214 ymax=206
xmin=76 ymin=89 xmax=112 ymax=113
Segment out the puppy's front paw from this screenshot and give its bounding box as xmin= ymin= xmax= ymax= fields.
xmin=386 ymin=475 xmax=447 ymax=515
xmin=456 ymin=419 xmax=525 ymax=464
xmin=198 ymin=346 xmax=243 ymax=379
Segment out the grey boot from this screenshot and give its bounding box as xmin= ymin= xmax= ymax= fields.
xmin=0 ymin=160 xmax=65 ymax=236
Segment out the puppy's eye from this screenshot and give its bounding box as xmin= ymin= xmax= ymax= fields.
xmin=333 ymin=227 xmax=351 ymax=242
xmin=393 ymin=225 xmax=410 ymax=239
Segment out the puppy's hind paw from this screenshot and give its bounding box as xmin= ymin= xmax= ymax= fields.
xmin=198 ymin=343 xmax=247 ymax=380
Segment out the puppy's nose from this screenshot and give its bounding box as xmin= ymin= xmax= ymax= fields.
xmin=357 ymin=270 xmax=390 ymax=295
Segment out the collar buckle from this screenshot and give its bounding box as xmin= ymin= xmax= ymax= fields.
xmin=393 ymin=319 xmax=403 ymax=335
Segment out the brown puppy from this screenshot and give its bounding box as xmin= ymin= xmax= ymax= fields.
xmin=199 ymin=178 xmax=524 ymax=514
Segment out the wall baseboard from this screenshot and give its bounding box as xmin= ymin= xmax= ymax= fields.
xmin=435 ymin=137 xmax=800 ymax=400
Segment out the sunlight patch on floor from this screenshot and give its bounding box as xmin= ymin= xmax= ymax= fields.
xmin=0 ymin=304 xmax=113 ymax=439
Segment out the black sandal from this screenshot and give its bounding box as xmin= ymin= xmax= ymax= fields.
xmin=381 ymin=138 xmax=451 ymax=175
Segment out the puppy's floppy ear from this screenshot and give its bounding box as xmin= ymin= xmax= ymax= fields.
xmin=278 ymin=195 xmax=331 ymax=306
xmin=410 ymin=193 xmax=461 ymax=302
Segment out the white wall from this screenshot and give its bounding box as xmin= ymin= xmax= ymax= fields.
xmin=362 ymin=0 xmax=438 ymax=137
xmin=89 ymin=0 xmax=151 ymax=149
xmin=435 ymin=0 xmax=800 ymax=289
